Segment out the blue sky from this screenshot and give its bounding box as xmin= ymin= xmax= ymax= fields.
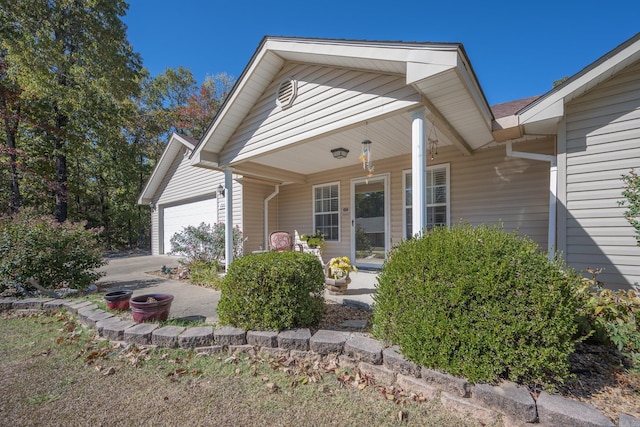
xmin=123 ymin=1 xmax=639 ymax=106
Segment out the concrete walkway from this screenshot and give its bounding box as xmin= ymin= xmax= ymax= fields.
xmin=97 ymin=254 xmax=377 ymax=324
xmin=97 ymin=255 xmax=221 ymax=323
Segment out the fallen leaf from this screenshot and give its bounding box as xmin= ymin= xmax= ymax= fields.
xmin=266 ymin=382 xmax=279 ymax=393
xmin=397 ymin=410 xmax=407 ymax=422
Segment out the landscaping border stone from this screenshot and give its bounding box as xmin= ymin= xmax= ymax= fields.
xmin=2 ymin=296 xmax=638 ymax=427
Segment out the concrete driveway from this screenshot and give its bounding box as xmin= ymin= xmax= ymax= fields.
xmin=97 ymin=254 xmax=220 ymax=323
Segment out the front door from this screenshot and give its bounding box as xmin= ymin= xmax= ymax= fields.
xmin=351 ymin=174 xmax=389 ymax=269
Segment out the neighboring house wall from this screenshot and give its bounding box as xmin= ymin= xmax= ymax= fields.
xmin=150 ymin=146 xmax=243 ymax=255
xmin=221 ymin=63 xmax=421 ymax=163
xmin=560 ymin=61 xmax=640 ymax=288
xmin=272 ymin=139 xmax=552 ymax=262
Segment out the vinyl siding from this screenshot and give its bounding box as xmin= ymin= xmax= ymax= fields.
xmin=564 ymin=61 xmax=640 ymax=288
xmin=221 ymin=63 xmax=420 ymax=164
xmin=241 ymin=180 xmax=280 ymax=253
xmin=263 ymin=139 xmax=551 ymax=263
xmin=149 ymin=146 xmax=243 ymax=255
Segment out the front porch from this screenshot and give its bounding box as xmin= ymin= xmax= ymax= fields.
xmin=190 ymin=37 xmax=555 ymax=270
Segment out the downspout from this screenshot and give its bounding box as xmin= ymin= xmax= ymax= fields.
xmin=264 ymin=185 xmax=280 ymax=250
xmin=506 ymin=142 xmax=557 ymax=258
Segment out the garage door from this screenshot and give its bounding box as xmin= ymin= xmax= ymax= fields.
xmin=162 ymin=198 xmax=217 ymax=254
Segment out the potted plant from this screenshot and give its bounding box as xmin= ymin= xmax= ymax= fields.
xmin=300 ymin=231 xmax=326 ymax=253
xmin=103 ymin=290 xmax=133 ymax=310
xmin=129 ymin=293 xmax=174 ymax=323
xmin=325 ymin=256 xmax=357 ymax=295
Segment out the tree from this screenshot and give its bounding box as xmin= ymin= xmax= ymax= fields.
xmin=0 ymin=0 xmax=142 ymax=222
xmin=175 ymin=73 xmax=234 ymax=139
xmin=0 ymin=51 xmax=22 ymax=213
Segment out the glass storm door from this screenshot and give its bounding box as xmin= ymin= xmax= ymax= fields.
xmin=351 ymin=175 xmax=389 ymax=269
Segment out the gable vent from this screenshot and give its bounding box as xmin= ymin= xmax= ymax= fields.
xmin=276 ymin=78 xmax=297 ymax=109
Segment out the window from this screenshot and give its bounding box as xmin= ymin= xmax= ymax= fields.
xmin=313 ymin=182 xmax=340 ymax=241
xmin=404 ymin=164 xmax=450 ymax=239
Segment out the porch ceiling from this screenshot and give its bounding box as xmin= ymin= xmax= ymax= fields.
xmin=236 ymin=112 xmax=456 ymax=179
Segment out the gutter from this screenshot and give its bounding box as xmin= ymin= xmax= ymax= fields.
xmin=506 ymin=142 xmax=557 ymax=258
xmin=264 ymin=185 xmax=280 ymax=250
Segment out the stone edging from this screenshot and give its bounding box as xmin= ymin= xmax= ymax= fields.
xmin=2 ymin=297 xmax=638 ymax=427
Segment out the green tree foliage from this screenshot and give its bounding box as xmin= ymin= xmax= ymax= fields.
xmin=0 ymin=0 xmax=142 ymax=222
xmin=372 ymin=223 xmax=583 ymax=390
xmin=619 ymin=169 xmax=640 ymax=246
xmin=0 ymin=1 xmax=234 ymax=250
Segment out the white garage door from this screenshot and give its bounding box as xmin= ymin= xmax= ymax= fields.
xmin=162 ymin=198 xmax=217 ymax=254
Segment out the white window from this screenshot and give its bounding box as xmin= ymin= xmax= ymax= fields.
xmin=403 ymin=164 xmax=450 ymax=239
xmin=313 ymin=182 xmax=340 ymax=241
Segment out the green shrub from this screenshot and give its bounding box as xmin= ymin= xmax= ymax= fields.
xmin=169 ymin=222 xmax=244 ymax=264
xmin=189 ymin=260 xmax=223 ymax=290
xmin=218 ymin=251 xmax=325 ymax=330
xmin=0 ymin=210 xmax=106 ymax=291
xmin=576 ymin=270 xmax=640 ymax=368
xmin=372 ymin=223 xmax=583 ymax=390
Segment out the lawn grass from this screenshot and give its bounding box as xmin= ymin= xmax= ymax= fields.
xmin=0 ymin=310 xmax=491 ymax=426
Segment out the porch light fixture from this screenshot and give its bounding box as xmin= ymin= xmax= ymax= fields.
xmin=217 ymin=184 xmax=225 ymax=197
xmin=331 ymin=147 xmax=349 ymax=159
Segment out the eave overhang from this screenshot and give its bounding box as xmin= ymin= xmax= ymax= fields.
xmin=137 ymin=133 xmax=198 ymax=205
xmin=190 ymin=36 xmax=495 ymax=170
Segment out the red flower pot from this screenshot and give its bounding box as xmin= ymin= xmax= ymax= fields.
xmin=129 ymin=293 xmax=174 ymax=323
xmin=104 ymin=290 xmax=133 ymax=310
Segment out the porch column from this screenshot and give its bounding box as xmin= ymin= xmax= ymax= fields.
xmin=411 ymin=107 xmax=428 ymax=236
xmin=224 ymin=167 xmax=234 ymax=270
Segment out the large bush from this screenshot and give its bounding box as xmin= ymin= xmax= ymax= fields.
xmin=169 ymin=222 xmax=243 ymax=264
xmin=372 ymin=223 xmax=583 ymax=389
xmin=0 ymin=210 xmax=106 ymax=291
xmin=218 ymin=251 xmax=325 ymax=330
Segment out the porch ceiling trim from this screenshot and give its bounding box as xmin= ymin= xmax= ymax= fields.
xmin=232 ymin=161 xmax=307 ymax=185
xmin=518 ymin=32 xmax=640 ymax=134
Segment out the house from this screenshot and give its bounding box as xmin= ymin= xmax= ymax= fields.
xmin=137 ymin=132 xmax=242 ymax=255
xmin=141 ymin=33 xmax=640 ymax=289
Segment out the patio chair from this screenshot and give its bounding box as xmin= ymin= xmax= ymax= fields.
xmin=294 ymin=230 xmax=326 ymax=266
xmin=269 ymin=231 xmax=293 ymax=252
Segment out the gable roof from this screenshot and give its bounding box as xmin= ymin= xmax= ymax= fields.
xmin=190 ymin=36 xmax=495 ymax=171
xmin=138 ymin=132 xmax=199 ymax=205
xmin=518 ymin=32 xmax=640 ymax=134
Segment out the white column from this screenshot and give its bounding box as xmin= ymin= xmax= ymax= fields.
xmin=411 ymin=107 xmax=428 ymax=236
xmin=224 ymin=167 xmax=234 ymax=270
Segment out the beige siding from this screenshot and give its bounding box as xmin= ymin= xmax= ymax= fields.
xmin=222 ymin=63 xmax=420 ymax=163
xmin=564 ymin=61 xmax=640 ymax=288
xmin=150 ymin=147 xmax=243 ymax=255
xmin=258 ymin=140 xmax=551 ymax=263
xmin=241 ymin=180 xmax=279 ymax=253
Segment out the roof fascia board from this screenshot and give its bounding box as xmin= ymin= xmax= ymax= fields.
xmin=519 ymin=33 xmax=640 ymax=125
xmin=191 ymin=37 xmax=278 ymax=161
xmin=138 ymin=133 xmax=192 ymax=205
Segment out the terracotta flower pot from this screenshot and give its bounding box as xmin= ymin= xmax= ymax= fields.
xmin=104 ymin=290 xmax=133 ymax=310
xmin=129 ymin=293 xmax=174 ymax=323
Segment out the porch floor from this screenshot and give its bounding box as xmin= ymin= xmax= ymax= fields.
xmin=324 ymin=269 xmax=377 ymax=310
